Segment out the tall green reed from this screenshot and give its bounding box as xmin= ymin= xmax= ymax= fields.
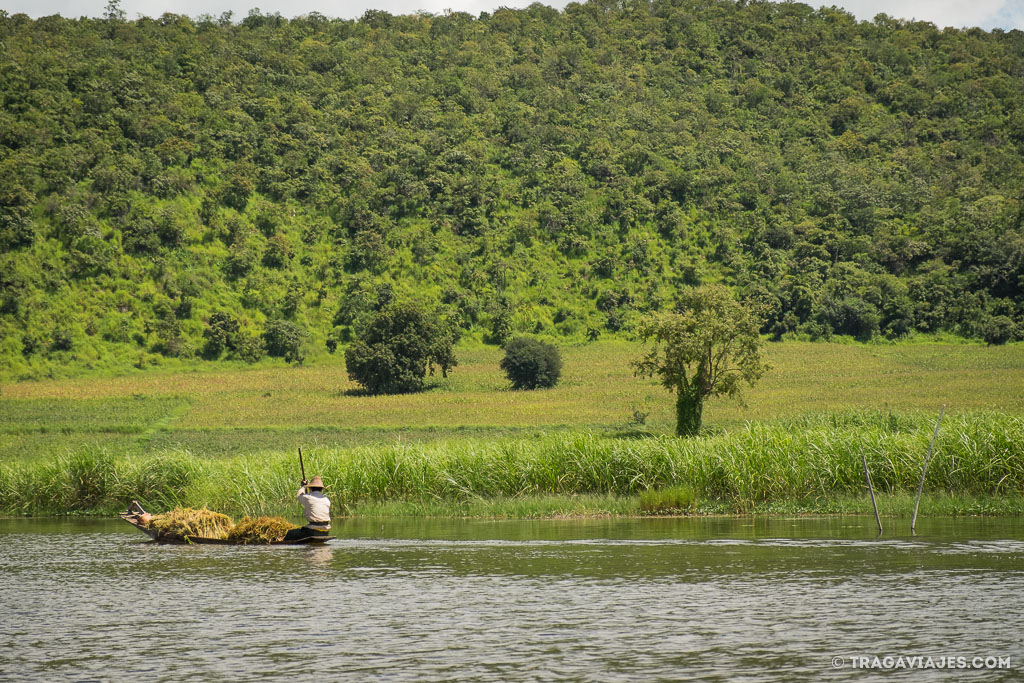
xmin=1 ymin=410 xmax=1020 ymax=515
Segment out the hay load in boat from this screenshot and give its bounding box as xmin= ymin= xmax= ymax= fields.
xmin=149 ymin=508 xmax=235 ymax=540
xmin=120 ymin=501 xmax=328 ymax=545
xmin=228 ymin=516 xmax=299 ymax=544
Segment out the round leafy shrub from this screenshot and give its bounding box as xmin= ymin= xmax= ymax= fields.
xmin=345 ymin=301 xmax=457 ymax=394
xmin=982 ymin=315 xmax=1015 ymax=346
xmin=500 ymin=337 xmax=562 ymax=390
xmin=263 ymin=319 xmax=306 ymax=364
xmin=234 ymin=332 xmax=266 ymax=364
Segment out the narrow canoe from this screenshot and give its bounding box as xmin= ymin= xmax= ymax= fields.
xmin=119 ymin=509 xmax=331 ymax=546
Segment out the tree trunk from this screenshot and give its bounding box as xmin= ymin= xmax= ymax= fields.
xmin=675 ymin=385 xmax=704 ymax=437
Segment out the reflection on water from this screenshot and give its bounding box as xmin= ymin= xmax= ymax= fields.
xmin=1 ymin=516 xmax=1022 ymax=681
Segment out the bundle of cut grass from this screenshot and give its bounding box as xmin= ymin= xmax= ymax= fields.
xmin=227 ymin=516 xmax=298 ymax=544
xmin=149 ymin=507 xmax=235 ymax=540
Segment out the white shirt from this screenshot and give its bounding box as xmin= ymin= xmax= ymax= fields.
xmin=297 ymin=487 xmax=331 ymax=525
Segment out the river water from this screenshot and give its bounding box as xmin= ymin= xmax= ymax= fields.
xmin=1 ymin=516 xmax=1022 ymax=681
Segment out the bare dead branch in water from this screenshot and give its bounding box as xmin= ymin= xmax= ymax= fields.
xmin=861 ymin=445 xmax=882 ymax=537
xmin=911 ymin=405 xmax=946 ymax=535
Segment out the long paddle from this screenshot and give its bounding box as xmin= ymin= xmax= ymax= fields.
xmin=299 ymin=447 xmax=306 ymax=485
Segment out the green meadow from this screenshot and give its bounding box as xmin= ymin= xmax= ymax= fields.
xmin=3 ymin=340 xmax=1023 ymax=457
xmin=1 ymin=340 xmax=1022 ymax=516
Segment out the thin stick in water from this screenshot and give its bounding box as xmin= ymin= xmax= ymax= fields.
xmin=861 ymin=445 xmax=882 ymax=536
xmin=911 ymin=405 xmax=946 ymax=536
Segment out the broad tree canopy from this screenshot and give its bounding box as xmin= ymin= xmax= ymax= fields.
xmin=635 ymin=284 xmax=767 ymax=435
xmin=345 ymin=301 xmax=458 ymax=394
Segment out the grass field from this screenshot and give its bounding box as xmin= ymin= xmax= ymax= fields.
xmin=2 ymin=340 xmax=1023 ymax=461
xmin=1 ymin=340 xmax=1022 ymax=518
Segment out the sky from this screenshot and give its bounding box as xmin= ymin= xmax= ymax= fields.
xmin=2 ymin=0 xmax=1022 ymax=31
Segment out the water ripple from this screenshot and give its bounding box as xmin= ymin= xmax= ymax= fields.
xmin=1 ymin=519 xmax=1022 ymax=681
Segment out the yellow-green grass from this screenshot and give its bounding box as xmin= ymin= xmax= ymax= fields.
xmin=227 ymin=516 xmax=298 ymax=544
xmin=149 ymin=507 xmax=234 ymax=540
xmin=1 ymin=342 xmax=1022 ymax=461
xmin=1 ymin=412 xmax=1021 ymax=517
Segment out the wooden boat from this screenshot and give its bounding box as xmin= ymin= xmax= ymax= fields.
xmin=120 ymin=503 xmax=331 ymax=545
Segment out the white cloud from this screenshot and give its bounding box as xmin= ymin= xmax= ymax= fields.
xmin=985 ymin=1 xmax=1024 ymax=30
xmin=3 ymin=0 xmax=1021 ymax=30
xmin=816 ymin=0 xmax=1022 ymax=30
xmin=0 ymin=0 xmax=546 ymax=20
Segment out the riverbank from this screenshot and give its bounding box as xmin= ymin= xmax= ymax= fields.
xmin=2 ymin=411 xmax=1020 ymax=518
xmin=340 ymin=491 xmax=1024 ymax=519
xmin=2 ymin=491 xmax=1021 ymax=521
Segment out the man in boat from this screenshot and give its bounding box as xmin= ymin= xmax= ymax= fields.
xmin=284 ymin=475 xmax=331 ymax=542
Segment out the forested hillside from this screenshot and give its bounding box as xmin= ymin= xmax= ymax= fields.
xmin=1 ymin=1 xmax=1022 ymax=379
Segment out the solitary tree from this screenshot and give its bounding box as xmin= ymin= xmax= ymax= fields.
xmin=345 ymin=301 xmax=457 ymax=394
xmin=634 ymin=285 xmax=767 ymax=436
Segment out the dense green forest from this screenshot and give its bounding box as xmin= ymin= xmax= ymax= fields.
xmin=1 ymin=0 xmax=1022 ymax=379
